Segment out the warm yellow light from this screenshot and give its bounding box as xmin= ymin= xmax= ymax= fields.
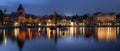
xmin=3 ymin=36 xmax=7 ymax=46
xmin=48 ymin=19 xmax=51 ymax=22
xmin=97 ymin=27 xmax=116 ymax=41
xmin=3 ymin=29 xmax=7 ymax=46
xmin=70 ymin=27 xmax=74 ymax=35
xmin=14 ymin=22 xmax=19 ymax=26
xmin=71 ymin=22 xmax=74 ymax=26
xmin=47 ymin=28 xmax=51 ymax=39
xmin=38 ymin=23 xmax=41 ymax=26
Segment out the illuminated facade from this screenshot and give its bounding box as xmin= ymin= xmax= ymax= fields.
xmin=58 ymin=17 xmax=72 ymax=26
xmin=94 ymin=13 xmax=116 ymax=25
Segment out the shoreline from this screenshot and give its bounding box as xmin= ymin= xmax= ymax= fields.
xmin=0 ymin=25 xmax=120 ymax=29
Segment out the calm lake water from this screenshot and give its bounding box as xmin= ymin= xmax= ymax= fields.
xmin=0 ymin=27 xmax=120 ymax=51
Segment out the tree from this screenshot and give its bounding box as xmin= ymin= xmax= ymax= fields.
xmin=0 ymin=9 xmax=4 ymax=23
xmin=116 ymin=14 xmax=120 ymax=22
xmin=83 ymin=14 xmax=91 ymax=19
xmin=83 ymin=14 xmax=93 ymax=25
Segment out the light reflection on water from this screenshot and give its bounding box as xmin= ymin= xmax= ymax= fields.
xmin=97 ymin=27 xmax=117 ymax=41
xmin=0 ymin=27 xmax=120 ymax=51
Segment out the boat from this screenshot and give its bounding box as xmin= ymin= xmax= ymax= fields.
xmin=50 ymin=26 xmax=56 ymax=30
xmin=60 ymin=26 xmax=68 ymax=31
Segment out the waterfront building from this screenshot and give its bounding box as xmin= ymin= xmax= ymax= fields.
xmin=1 ymin=4 xmax=119 ymax=26
xmin=94 ymin=13 xmax=116 ymax=26
xmin=9 ymin=4 xmax=39 ymax=26
xmin=2 ymin=9 xmax=10 ymax=25
xmin=83 ymin=14 xmax=93 ymax=26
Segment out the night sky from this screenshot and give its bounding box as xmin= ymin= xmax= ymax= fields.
xmin=0 ymin=0 xmax=120 ymax=16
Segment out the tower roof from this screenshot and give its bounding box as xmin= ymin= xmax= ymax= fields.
xmin=17 ymin=4 xmax=24 ymax=11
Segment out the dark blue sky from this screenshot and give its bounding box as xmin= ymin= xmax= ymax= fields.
xmin=0 ymin=0 xmax=120 ymax=16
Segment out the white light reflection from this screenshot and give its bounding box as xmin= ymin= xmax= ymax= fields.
xmin=3 ymin=29 xmax=7 ymax=46
xmin=82 ymin=27 xmax=85 ymax=36
xmin=79 ymin=27 xmax=85 ymax=36
xmin=47 ymin=27 xmax=51 ymax=39
xmin=70 ymin=27 xmax=74 ymax=36
xmin=38 ymin=28 xmax=41 ymax=36
xmin=117 ymin=27 xmax=119 ymax=36
xmin=14 ymin=28 xmax=19 ymax=38
xmin=74 ymin=27 xmax=77 ymax=35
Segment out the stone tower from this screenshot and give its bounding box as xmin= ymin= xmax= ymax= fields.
xmin=17 ymin=4 xmax=25 ymax=15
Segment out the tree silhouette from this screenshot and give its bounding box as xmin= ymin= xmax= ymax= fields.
xmin=0 ymin=9 xmax=4 ymax=23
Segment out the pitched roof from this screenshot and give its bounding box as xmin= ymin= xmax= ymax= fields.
xmin=17 ymin=4 xmax=24 ymax=11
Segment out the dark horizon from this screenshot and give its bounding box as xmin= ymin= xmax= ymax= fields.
xmin=0 ymin=0 xmax=120 ymax=16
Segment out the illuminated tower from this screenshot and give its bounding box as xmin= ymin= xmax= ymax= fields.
xmin=17 ymin=4 xmax=25 ymax=15
xmin=17 ymin=4 xmax=26 ymax=24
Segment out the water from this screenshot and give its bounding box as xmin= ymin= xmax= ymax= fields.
xmin=0 ymin=27 xmax=120 ymax=51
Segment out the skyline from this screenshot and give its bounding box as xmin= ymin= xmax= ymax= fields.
xmin=0 ymin=0 xmax=120 ymax=16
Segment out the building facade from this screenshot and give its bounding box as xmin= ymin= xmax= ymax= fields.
xmin=94 ymin=13 xmax=116 ymax=26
